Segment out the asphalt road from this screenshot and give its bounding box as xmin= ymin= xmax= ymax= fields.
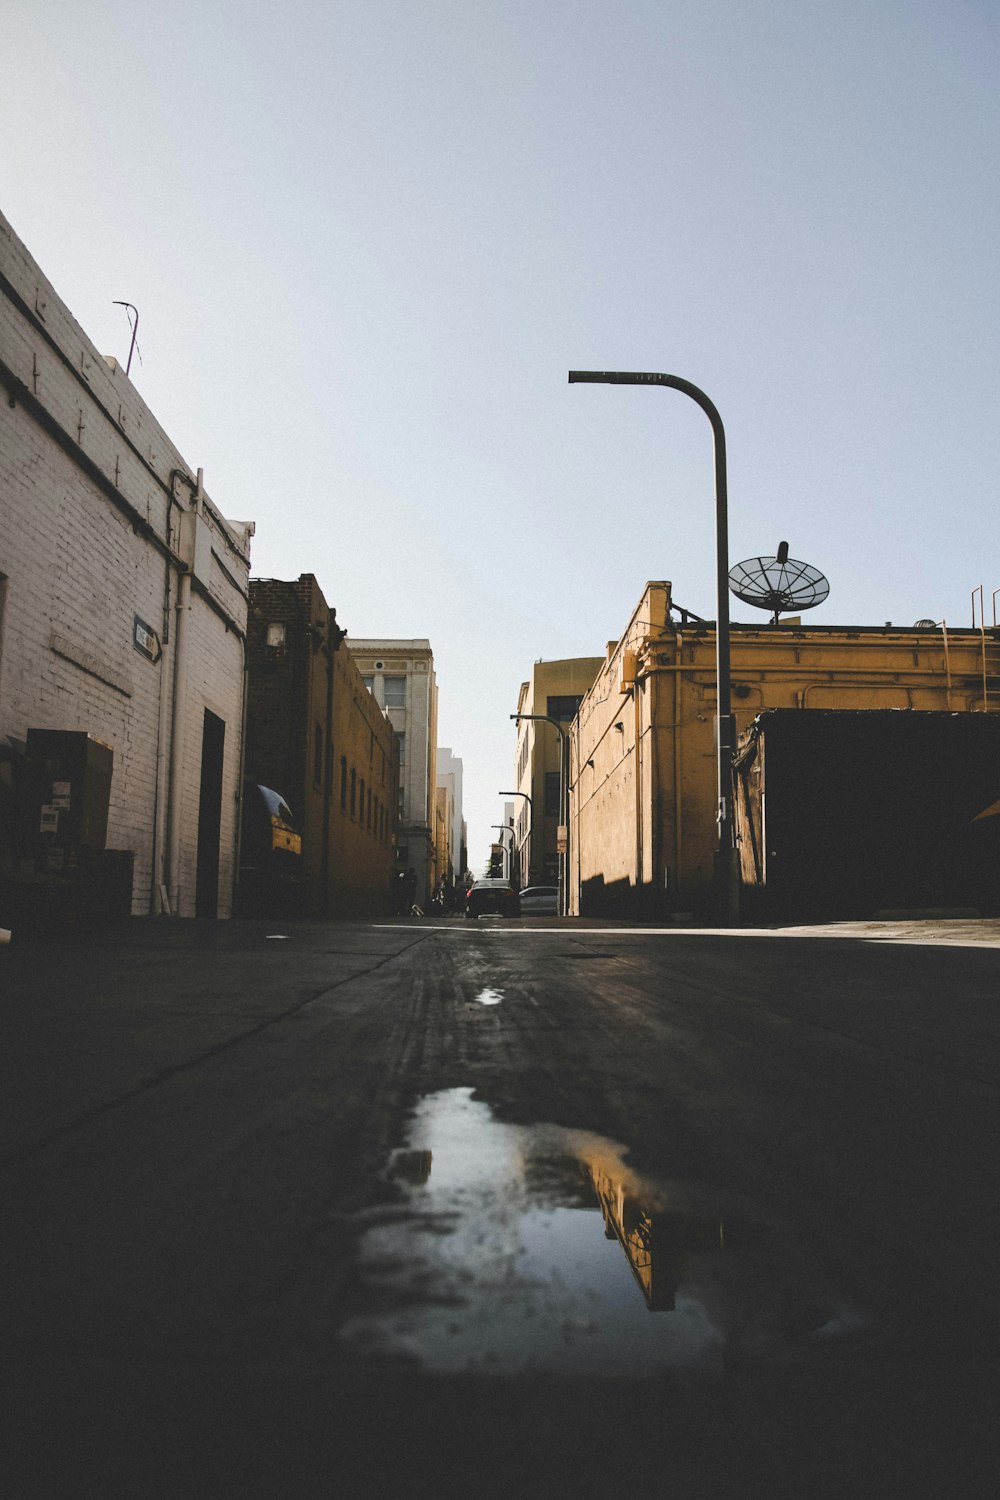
xmin=2 ymin=916 xmax=999 ymax=1497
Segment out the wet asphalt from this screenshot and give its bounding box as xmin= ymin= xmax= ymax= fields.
xmin=1 ymin=915 xmax=999 ymax=1497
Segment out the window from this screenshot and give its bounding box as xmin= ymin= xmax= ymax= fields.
xmin=313 ymin=724 xmax=322 ymax=788
xmin=266 ymin=622 xmax=285 ymax=648
xmin=544 ymin=771 xmax=560 ymax=816
xmin=340 ymin=757 xmax=348 ymax=811
xmin=547 ymin=694 xmax=582 ymax=721
xmin=384 ymin=676 xmax=406 ymax=708
xmin=367 ymin=789 xmax=372 ymax=829
xmin=362 ymin=675 xmax=374 ymax=693
xmin=350 ymin=769 xmax=356 ymax=817
xmin=396 ymin=731 xmax=406 ymax=765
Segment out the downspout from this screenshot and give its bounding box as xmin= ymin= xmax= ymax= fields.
xmin=153 ymin=475 xmax=194 ymax=914
xmin=166 ymin=569 xmax=191 ymax=915
xmin=674 ymin=627 xmax=684 ymax=904
xmin=633 ymin=677 xmax=642 ymax=913
xmin=570 ymin=718 xmax=580 ymax=914
xmin=166 ymin=466 xmax=203 ymax=916
xmin=232 ymin=630 xmax=248 ymax=917
xmin=320 ymin=627 xmax=335 ymax=913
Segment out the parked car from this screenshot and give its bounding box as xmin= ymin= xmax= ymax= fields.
xmin=465 ymin=879 xmax=521 ymax=919
xmin=519 ymin=885 xmax=558 ymax=915
xmin=239 ymin=783 xmax=304 ymax=916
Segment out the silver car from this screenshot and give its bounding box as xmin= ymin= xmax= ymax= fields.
xmin=518 ymin=885 xmax=558 ymax=915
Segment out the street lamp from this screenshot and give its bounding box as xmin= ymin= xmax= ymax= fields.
xmin=567 ymin=369 xmax=737 ymax=924
xmin=499 ymin=790 xmax=532 ymax=888
xmin=490 ymin=824 xmax=515 ymax=882
xmin=511 ymin=713 xmax=569 ymax=915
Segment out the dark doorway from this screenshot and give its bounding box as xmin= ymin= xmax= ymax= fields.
xmin=196 ymin=709 xmax=226 ymax=918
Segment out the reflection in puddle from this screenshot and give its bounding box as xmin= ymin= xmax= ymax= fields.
xmin=471 ymin=987 xmax=503 ymax=1006
xmin=340 ymin=1089 xmax=861 ymax=1375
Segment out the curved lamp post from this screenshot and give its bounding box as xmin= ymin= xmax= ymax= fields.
xmin=510 ymin=712 xmax=569 ymax=915
xmin=490 ymin=824 xmax=516 ymax=882
xmin=499 ymin=790 xmax=532 ymax=887
xmin=567 ymin=369 xmax=737 ymax=924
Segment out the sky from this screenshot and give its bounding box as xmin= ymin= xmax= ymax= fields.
xmin=3 ymin=0 xmax=999 ymax=867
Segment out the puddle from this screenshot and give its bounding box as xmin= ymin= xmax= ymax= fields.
xmin=339 ymin=1089 xmax=861 ymax=1376
xmin=470 ymin=987 xmax=503 ymax=1006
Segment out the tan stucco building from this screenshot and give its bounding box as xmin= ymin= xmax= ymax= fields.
xmin=513 ymin=657 xmax=604 ymax=895
xmin=435 ymin=747 xmax=464 ymax=890
xmin=570 ymin=581 xmax=999 ymax=919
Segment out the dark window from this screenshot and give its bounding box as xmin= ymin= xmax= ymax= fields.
xmin=350 ymin=769 xmax=356 ymax=817
xmin=544 ymin=771 xmax=561 ymax=816
xmin=546 ymin=694 xmax=582 ymax=721
xmin=367 ymin=789 xmax=372 ymax=829
xmin=340 ymin=757 xmax=348 ymax=810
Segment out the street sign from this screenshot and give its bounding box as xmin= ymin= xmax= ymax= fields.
xmin=133 ymin=614 xmax=162 ymax=664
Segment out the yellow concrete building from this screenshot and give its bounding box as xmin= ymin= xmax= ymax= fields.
xmin=434 ymin=783 xmax=452 ymax=895
xmin=514 ymin=657 xmax=604 ymax=895
xmin=569 ymin=581 xmax=999 ymax=918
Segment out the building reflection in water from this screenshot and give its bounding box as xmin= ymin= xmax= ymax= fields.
xmin=581 ymin=1160 xmax=724 ymax=1312
xmin=341 ymin=1089 xmax=858 ymax=1374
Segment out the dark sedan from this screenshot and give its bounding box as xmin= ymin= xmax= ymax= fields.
xmin=464 ymin=879 xmax=521 ymax=919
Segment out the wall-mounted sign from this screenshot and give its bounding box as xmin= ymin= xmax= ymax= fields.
xmin=133 ymin=615 xmax=162 ymax=664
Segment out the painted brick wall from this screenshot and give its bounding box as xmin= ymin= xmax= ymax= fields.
xmin=0 ymin=210 xmax=251 ymax=917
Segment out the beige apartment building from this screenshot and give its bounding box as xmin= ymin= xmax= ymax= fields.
xmin=349 ymin=638 xmax=438 ymax=907
xmin=569 ymin=580 xmax=1000 ymax=920
xmin=435 ymin=747 xmax=464 ymax=891
xmin=513 ymin=657 xmax=604 ymax=897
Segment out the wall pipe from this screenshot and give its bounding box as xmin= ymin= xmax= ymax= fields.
xmin=165 ymin=467 xmax=203 ymax=915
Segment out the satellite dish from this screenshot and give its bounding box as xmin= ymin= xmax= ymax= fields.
xmin=729 ymin=541 xmax=830 ymax=625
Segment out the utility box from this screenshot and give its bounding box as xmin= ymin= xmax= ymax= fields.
xmin=733 ymin=710 xmax=1000 ymax=920
xmin=23 ymin=729 xmax=114 ymax=860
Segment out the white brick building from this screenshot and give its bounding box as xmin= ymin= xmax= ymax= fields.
xmin=0 ymin=210 xmax=252 ymax=918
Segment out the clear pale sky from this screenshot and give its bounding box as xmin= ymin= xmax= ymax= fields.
xmin=4 ymin=0 xmax=998 ymax=868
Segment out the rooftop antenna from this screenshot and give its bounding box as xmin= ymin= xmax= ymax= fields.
xmin=728 ymin=542 xmax=829 ymax=625
xmin=112 ymin=300 xmax=141 ymax=376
